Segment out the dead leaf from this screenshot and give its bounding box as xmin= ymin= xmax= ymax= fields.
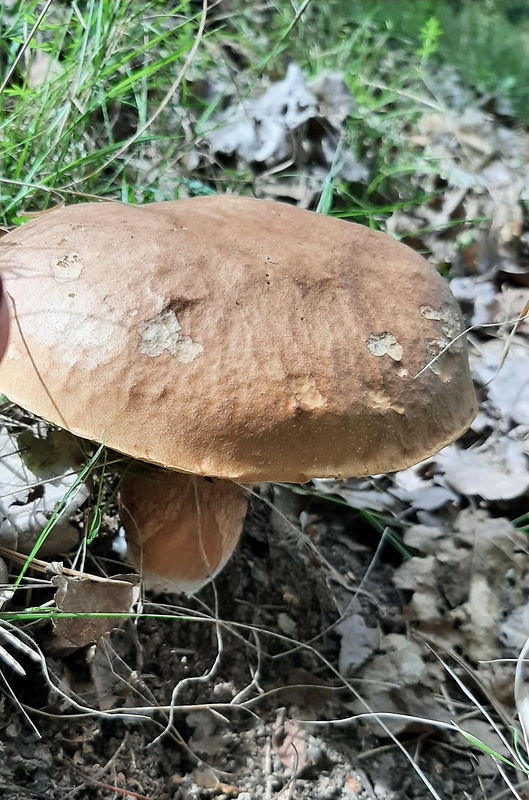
xmin=311 ymin=478 xmax=396 ymax=513
xmin=273 ymin=718 xmax=308 ymax=772
xmin=204 ymin=62 xmax=368 ymax=187
xmin=335 ymin=603 xmax=379 ymax=675
xmin=391 ymin=463 xmax=458 ymax=511
xmin=436 ymin=437 xmax=529 ymax=500
xmin=207 ymin=63 xmax=317 ymax=162
xmin=394 ymin=552 xmax=452 ymax=632
xmin=0 ymin=426 xmax=89 ymax=556
xmin=500 ymin=603 xmax=529 ymax=652
xmin=450 ymin=277 xmax=499 ymax=327
xmin=496 ymin=288 xmax=529 ymax=335
xmin=350 ymin=634 xmax=449 ymax=735
xmin=513 ymin=424 xmax=529 ymax=455
xmin=395 ymin=509 xmax=521 ymax=664
xmin=308 ymin=71 xmax=357 ymax=125
xmin=52 ymin=573 xmax=136 ymax=648
xmin=401 ymin=524 xmax=446 ymax=555
xmin=471 ymin=337 xmax=529 ymax=426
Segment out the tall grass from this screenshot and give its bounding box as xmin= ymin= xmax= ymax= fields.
xmin=3 ymin=0 xmax=526 ymax=229
xmin=0 ymin=0 xmax=210 ymax=223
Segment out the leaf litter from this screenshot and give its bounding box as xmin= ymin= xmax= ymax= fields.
xmin=0 ymin=426 xmax=89 ymax=565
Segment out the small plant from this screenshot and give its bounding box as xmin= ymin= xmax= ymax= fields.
xmin=417 ymin=15 xmax=443 ymax=65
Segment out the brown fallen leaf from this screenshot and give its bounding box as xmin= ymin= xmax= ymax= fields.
xmin=52 ymin=573 xmax=138 ymax=648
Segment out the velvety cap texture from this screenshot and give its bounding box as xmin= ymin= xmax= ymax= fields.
xmin=0 ymin=196 xmax=476 ymax=481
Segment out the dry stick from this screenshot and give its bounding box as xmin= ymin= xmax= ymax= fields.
xmin=495 ymin=298 xmax=529 ymax=376
xmin=264 ymin=737 xmax=273 ymax=800
xmin=60 ymin=735 xmax=134 ymax=800
xmin=0 ymin=544 xmax=127 ymax=582
xmin=274 ymin=743 xmax=299 ymax=800
xmin=69 ymin=767 xmax=154 ymax=800
xmin=230 ymin=629 xmax=263 ymax=704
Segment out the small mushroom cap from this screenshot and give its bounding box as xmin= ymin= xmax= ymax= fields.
xmin=0 ymin=197 xmax=476 ymax=481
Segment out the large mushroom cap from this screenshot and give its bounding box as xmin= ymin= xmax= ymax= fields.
xmin=0 ymin=196 xmax=476 ymax=481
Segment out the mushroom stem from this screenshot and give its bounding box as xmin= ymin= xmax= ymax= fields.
xmin=119 ymin=470 xmax=248 ymax=594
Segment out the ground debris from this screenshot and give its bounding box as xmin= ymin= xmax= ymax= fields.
xmin=196 ymin=62 xmax=368 ymax=206
xmin=394 ymin=509 xmax=523 ymax=664
xmin=51 ymin=572 xmax=138 ymax=650
xmin=0 ymin=426 xmax=89 ymax=561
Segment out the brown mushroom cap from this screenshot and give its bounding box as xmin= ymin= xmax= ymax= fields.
xmin=0 ymin=196 xmax=476 ymax=482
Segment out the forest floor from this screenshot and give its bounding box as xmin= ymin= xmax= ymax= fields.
xmin=1 ymin=2 xmax=529 ymax=798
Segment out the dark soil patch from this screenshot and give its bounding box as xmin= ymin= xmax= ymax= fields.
xmin=0 ymin=488 xmax=515 ymax=799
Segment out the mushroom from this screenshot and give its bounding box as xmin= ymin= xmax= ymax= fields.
xmin=0 ymin=196 xmax=476 ymax=592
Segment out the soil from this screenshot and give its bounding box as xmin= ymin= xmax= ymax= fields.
xmin=0 ymin=484 xmax=516 ymax=800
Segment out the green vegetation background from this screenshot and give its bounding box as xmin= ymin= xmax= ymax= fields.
xmin=0 ymin=0 xmax=528 ymax=226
